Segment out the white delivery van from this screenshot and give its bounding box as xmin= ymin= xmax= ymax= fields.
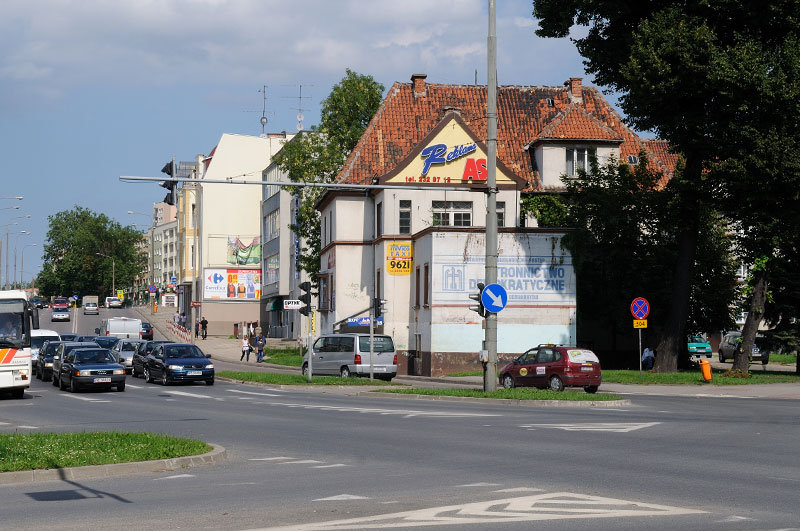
xmin=30 ymin=329 xmax=61 ymax=362
xmin=96 ymin=317 xmax=142 ymax=339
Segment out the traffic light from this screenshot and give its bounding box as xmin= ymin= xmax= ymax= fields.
xmin=160 ymin=160 xmax=177 ymax=206
xmin=298 ymin=281 xmax=312 ymax=316
xmin=373 ymin=297 xmax=386 ymax=318
xmin=469 ymin=282 xmax=486 ymax=317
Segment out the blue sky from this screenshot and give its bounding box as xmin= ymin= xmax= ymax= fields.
xmin=1 ymin=0 xmax=605 ymax=284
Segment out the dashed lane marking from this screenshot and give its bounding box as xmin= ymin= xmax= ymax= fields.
xmin=313 ymin=494 xmax=370 ymax=501
xmin=126 ymin=384 xmax=144 ymax=389
xmin=249 ymin=457 xmax=295 ymax=461
xmin=311 ymin=464 xmax=348 ymax=469
xmin=494 ymin=487 xmax=544 ymax=493
xmin=278 ymin=460 xmax=323 ymax=465
xmin=521 ymin=422 xmax=661 ymax=433
xmin=228 ymin=389 xmax=283 ymax=397
xmin=458 ymin=483 xmax=502 ymax=487
xmin=256 ymin=491 xmax=705 ymax=530
xmin=17 ymin=425 xmax=38 ymax=429
xmin=61 ymin=394 xmax=111 ymax=402
xmin=163 ymin=390 xmax=225 ymax=401
xmin=154 ymin=474 xmax=195 ymax=480
xmin=265 ymin=402 xmax=500 ymax=419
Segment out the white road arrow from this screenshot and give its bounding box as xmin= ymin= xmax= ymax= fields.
xmin=485 ymin=287 xmax=503 ymax=307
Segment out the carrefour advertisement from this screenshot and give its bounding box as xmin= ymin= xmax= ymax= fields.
xmin=204 ymin=268 xmax=261 ymax=300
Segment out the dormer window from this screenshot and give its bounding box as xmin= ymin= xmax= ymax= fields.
xmin=565 ymin=147 xmax=597 ymax=177
xmin=627 ymin=154 xmax=639 ymax=165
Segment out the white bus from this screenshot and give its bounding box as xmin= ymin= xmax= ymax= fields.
xmin=0 ymin=290 xmax=39 ymax=399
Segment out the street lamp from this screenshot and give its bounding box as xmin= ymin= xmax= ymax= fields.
xmin=2 ymin=216 xmax=30 ymax=289
xmin=12 ymin=231 xmax=29 ymax=289
xmin=96 ymin=252 xmax=115 ymax=296
xmin=19 ymin=243 xmax=37 ymax=289
xmin=0 ymin=196 xmax=23 ymax=201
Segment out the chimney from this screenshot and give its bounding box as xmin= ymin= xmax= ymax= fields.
xmin=411 ymin=73 xmax=427 ymax=97
xmin=566 ymin=77 xmax=582 ymax=103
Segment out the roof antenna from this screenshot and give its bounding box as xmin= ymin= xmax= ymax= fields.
xmin=282 ymin=83 xmax=313 ymax=131
xmin=258 ymin=85 xmax=269 ymax=137
xmin=475 ymin=69 xmax=478 ymax=85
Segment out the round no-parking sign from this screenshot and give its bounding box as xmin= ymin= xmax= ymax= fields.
xmin=630 ymin=297 xmax=650 ymax=320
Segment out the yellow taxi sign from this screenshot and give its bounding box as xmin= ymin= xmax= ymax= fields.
xmin=633 ymin=319 xmax=647 ymax=329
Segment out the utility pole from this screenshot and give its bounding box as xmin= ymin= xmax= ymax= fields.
xmin=483 ymin=0 xmax=499 ymax=392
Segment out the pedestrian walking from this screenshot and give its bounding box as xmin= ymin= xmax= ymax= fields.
xmin=200 ymin=316 xmax=208 ymax=340
xmin=173 ymin=311 xmax=180 ymax=325
xmin=256 ymin=334 xmax=265 ymax=363
xmin=248 ymin=322 xmax=254 ymax=337
xmin=180 ymin=312 xmax=187 ymax=329
xmin=240 ymin=335 xmax=251 ymax=362
xmin=194 ymin=321 xmax=199 ymax=338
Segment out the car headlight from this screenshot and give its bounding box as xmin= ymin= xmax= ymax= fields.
xmin=113 ymin=369 xmax=124 ymax=375
xmin=205 ymin=364 xmax=214 ymax=369
xmin=168 ymin=364 xmax=183 ymax=370
xmin=45 ymin=362 xmax=53 ymax=367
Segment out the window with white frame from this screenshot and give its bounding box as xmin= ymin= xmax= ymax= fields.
xmin=399 ymin=200 xmax=412 ymax=234
xmin=264 ymin=254 xmax=279 ymax=285
xmin=565 ymin=147 xmax=597 ymax=176
xmin=265 ymin=209 xmax=280 ymax=242
xmin=432 ymin=201 xmax=472 ymax=227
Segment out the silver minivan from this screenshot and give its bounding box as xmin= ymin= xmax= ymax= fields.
xmin=304 ymin=334 xmax=397 ymax=381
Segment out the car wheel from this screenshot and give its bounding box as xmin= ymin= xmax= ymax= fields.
xmin=719 ymin=353 xmax=725 ymax=363
xmin=548 ymin=375 xmax=564 ymax=392
xmin=70 ymin=377 xmax=78 ymax=393
xmin=52 ymin=373 xmax=59 ymax=387
xmin=301 ymin=364 xmax=309 ymax=377
xmin=161 ymin=370 xmax=168 ymax=386
xmin=502 ymin=374 xmax=514 ymax=389
xmin=117 ymin=382 xmax=125 ymax=392
xmin=59 ymin=374 xmax=66 ymax=391
xmin=340 ymin=366 xmax=351 ymax=378
xmin=144 ymin=367 xmax=153 ymax=383
xmin=206 ymin=379 xmax=214 ymax=386
xmin=584 ymin=385 xmax=599 ymax=394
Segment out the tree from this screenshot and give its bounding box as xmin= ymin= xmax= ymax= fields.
xmin=273 ymin=70 xmax=384 ymax=283
xmin=36 ymin=207 xmax=146 ymax=299
xmin=523 ymin=154 xmax=737 ymax=367
xmin=532 ymin=0 xmax=800 ymax=371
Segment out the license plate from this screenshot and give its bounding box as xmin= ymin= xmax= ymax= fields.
xmin=187 ymin=371 xmax=202 ymax=376
xmin=373 ymin=367 xmax=386 ymax=372
xmin=580 ymin=367 xmax=594 ymax=372
xmin=93 ymin=377 xmax=111 ymax=383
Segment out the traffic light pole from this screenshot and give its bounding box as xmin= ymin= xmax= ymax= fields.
xmin=484 ymin=0 xmax=498 ymax=393
xmin=307 ymin=313 xmax=313 ymax=383
xmin=369 ymin=301 xmax=374 ymax=381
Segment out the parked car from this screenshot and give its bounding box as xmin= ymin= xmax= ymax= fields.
xmin=83 ymin=302 xmax=99 ymax=315
xmin=34 ymin=340 xmax=64 ymax=381
xmin=51 ymin=341 xmax=101 ymax=389
xmin=144 ymin=343 xmax=214 ymax=386
xmin=718 ymin=331 xmax=769 ymax=365
xmin=303 ymin=333 xmax=398 ymax=380
xmin=132 ymin=340 xmax=173 ymax=378
xmin=687 ymin=335 xmax=713 ymax=362
xmin=499 ymin=344 xmax=602 ymax=393
xmin=111 ymin=339 xmax=146 ymax=374
xmin=140 ymin=321 xmax=153 ymax=340
xmin=56 ymin=347 xmax=125 ymax=392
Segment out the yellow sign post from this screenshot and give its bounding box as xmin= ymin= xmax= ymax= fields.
xmin=633 ymin=319 xmax=647 ymax=329
xmin=386 ymin=241 xmax=413 ymax=275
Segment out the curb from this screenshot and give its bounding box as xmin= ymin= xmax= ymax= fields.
xmin=360 ymin=391 xmax=632 ymax=408
xmin=0 ymin=443 xmax=227 ymax=486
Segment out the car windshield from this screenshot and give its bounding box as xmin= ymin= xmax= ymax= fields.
xmin=54 ymin=298 xmax=67 ymax=305
xmin=146 ymin=341 xmax=170 ymax=353
xmin=164 ymin=345 xmax=204 ymax=358
xmin=75 ymin=350 xmax=115 ymax=364
xmin=141 ymin=322 xmax=151 ymax=328
xmin=358 ymin=336 xmax=394 ymax=353
xmin=44 ymin=342 xmax=62 ymax=356
xmin=94 ymin=337 xmax=119 ymax=348
xmin=121 ymin=342 xmax=140 ymax=351
xmin=32 ymin=335 xmax=60 ymax=349
xmin=689 ymin=336 xmax=706 ymax=343
xmin=0 ymin=301 xmax=25 ymax=347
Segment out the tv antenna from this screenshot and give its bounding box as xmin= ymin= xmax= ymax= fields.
xmin=243 ymin=85 xmax=274 ymax=137
xmin=283 ymin=84 xmax=313 ymax=131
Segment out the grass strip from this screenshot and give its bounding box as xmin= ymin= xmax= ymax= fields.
xmin=602 ymin=369 xmax=800 ymax=385
xmin=219 ymin=371 xmax=394 ymax=386
xmin=769 ymin=353 xmax=797 ymax=365
xmin=263 ymin=349 xmax=304 ymax=367
xmin=0 ymin=432 xmax=210 ymax=473
xmin=373 ymin=387 xmax=622 ymax=401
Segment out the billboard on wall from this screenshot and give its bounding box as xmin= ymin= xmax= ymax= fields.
xmin=386 ymin=241 xmax=413 ymax=275
xmin=227 ymin=237 xmax=261 ymax=265
xmin=204 ymin=268 xmax=261 ymax=300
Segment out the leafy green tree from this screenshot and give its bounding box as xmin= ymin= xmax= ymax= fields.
xmin=532 ymin=0 xmax=800 ymax=371
xmin=273 ymin=70 xmax=384 ymax=283
xmin=523 ymin=155 xmax=737 ymax=366
xmin=36 ymin=207 xmax=146 ymax=300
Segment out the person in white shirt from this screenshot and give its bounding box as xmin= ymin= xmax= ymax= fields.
xmin=240 ymin=335 xmax=251 ymax=362
xmin=642 ymin=347 xmax=655 ymax=370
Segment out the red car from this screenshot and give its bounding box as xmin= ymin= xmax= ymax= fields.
xmin=499 ymin=344 xmax=602 ymax=393
xmin=52 ymin=297 xmax=69 ymax=310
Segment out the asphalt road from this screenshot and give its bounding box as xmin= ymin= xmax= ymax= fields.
xmin=1 ymin=308 xmax=799 ymax=530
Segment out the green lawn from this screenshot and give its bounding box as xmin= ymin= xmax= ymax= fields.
xmin=0 ymin=432 xmax=210 ymax=472
xmin=263 ymin=348 xmax=304 ymax=367
xmin=218 ymin=371 xmax=394 ymax=386
xmin=374 ymin=387 xmax=622 ymax=401
xmin=602 ymin=369 xmax=800 ymax=385
xmin=769 ymin=353 xmax=797 ymax=365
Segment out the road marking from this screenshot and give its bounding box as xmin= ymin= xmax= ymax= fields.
xmin=259 ymin=491 xmax=705 ymax=529
xmin=0 ymin=422 xmax=8 ymax=426
xmin=313 ymin=494 xmax=370 ymax=501
xmin=154 ymin=474 xmax=195 ymax=480
xmin=494 ymin=487 xmax=544 ymax=493
xmin=278 ymin=460 xmax=322 ymax=465
xmin=126 ymin=384 xmax=144 ymax=389
xmin=459 ymin=482 xmax=502 ymax=487
xmin=16 ymin=425 xmax=38 ymax=429
xmin=250 ymin=457 xmax=295 ymax=461
xmin=311 ymin=464 xmax=348 ymax=469
xmin=228 ymin=389 xmax=283 ymax=397
xmin=265 ymin=402 xmax=500 ymax=419
xmin=520 ymin=422 xmax=660 ymax=433
xmin=165 ymin=390 xmax=224 ymax=401
xmin=61 ymin=394 xmax=111 ymax=402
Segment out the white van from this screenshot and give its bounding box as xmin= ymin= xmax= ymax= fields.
xmin=304 ymin=333 xmax=397 ymax=381
xmin=96 ymin=317 xmax=142 ymax=339
xmin=30 ymin=329 xmax=61 ymax=362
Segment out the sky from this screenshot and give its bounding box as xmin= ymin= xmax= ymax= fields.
xmin=0 ymin=0 xmax=603 ymax=285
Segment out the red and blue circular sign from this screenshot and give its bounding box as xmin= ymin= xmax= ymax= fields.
xmin=631 ymin=297 xmax=650 ymax=319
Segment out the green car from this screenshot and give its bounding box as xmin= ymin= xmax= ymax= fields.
xmin=687 ymin=335 xmax=713 ymax=361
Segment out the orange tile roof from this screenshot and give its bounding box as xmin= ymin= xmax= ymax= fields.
xmin=335 ymin=78 xmax=676 ymax=190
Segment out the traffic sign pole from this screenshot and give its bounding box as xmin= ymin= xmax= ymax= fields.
xmin=631 ymin=297 xmax=650 ymax=373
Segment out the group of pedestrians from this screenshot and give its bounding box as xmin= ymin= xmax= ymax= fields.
xmin=241 ymin=329 xmax=266 ymax=363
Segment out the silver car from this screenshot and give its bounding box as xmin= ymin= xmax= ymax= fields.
xmin=304 ymin=333 xmax=397 ymax=380
xmin=83 ymin=302 xmax=99 ymax=315
xmin=51 ymin=309 xmax=70 ymax=322
xmin=718 ymin=331 xmax=769 ymax=365
xmin=111 ymin=339 xmax=146 ymax=374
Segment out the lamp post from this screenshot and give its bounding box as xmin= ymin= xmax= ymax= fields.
xmin=19 ymin=243 xmax=37 ymax=289
xmin=12 ymin=231 xmax=30 ymax=289
xmin=3 ymin=215 xmax=30 ymax=289
xmin=96 ymin=252 xmax=115 ymax=296
xmin=0 ymin=196 xmax=23 ymax=201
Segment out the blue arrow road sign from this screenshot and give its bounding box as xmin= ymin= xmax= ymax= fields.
xmin=481 ymin=283 xmax=508 ymax=313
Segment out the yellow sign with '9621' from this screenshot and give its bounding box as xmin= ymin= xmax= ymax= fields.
xmin=387 ymin=241 xmax=413 ymax=275
xmin=633 ymin=319 xmax=647 ymax=329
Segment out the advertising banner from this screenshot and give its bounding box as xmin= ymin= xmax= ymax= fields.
xmin=204 ymin=268 xmax=262 ymax=300
xmin=386 ymin=241 xmax=413 ymax=275
xmin=227 ymin=237 xmax=261 ymax=265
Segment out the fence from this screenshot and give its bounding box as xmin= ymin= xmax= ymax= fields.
xmin=166 ymin=321 xmax=192 ymax=343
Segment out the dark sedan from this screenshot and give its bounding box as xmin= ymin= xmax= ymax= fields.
xmin=35 ymin=340 xmax=64 ymax=382
xmin=57 ymin=348 xmax=126 ymax=392
xmin=59 ymin=333 xmax=78 ymax=342
xmin=141 ymin=321 xmax=153 ymax=340
xmin=132 ymin=340 xmax=173 ymax=378
xmin=92 ymin=336 xmax=121 ymax=349
xmin=144 ymin=343 xmax=214 ymax=386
